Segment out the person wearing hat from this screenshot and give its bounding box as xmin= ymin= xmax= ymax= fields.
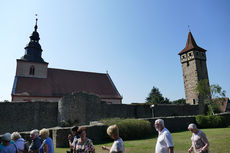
xmin=0 ymin=133 xmax=18 ymax=153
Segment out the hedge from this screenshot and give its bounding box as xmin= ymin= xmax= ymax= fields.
xmin=100 ymin=118 xmax=153 ymax=140
xmin=196 ymin=115 xmax=227 ymax=128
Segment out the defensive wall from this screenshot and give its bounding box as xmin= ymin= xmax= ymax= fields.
xmin=0 ymin=102 xmax=58 ymax=134
xmin=1 ymin=112 xmax=229 ymax=148
xmin=0 ymin=92 xmax=199 ymax=134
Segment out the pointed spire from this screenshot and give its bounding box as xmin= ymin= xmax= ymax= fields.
xmin=178 ymin=32 xmax=206 ymax=55
xmin=20 ymin=15 xmax=46 ymax=63
xmin=34 ymin=17 xmax=38 ymax=32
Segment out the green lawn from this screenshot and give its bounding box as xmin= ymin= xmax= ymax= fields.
xmin=56 ymin=127 xmax=230 ymax=153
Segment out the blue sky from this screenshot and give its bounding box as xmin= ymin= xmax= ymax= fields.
xmin=0 ymin=0 xmax=229 ymax=103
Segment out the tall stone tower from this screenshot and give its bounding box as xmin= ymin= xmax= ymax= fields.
xmin=178 ymin=32 xmax=210 ymax=112
xmin=15 ymin=18 xmax=48 ymax=79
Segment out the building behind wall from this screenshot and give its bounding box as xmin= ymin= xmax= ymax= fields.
xmin=178 ymin=32 xmax=210 ymax=113
xmin=11 ymin=18 xmax=122 ymax=104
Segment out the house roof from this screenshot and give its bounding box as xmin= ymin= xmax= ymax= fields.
xmin=178 ymin=32 xmax=206 ymax=55
xmin=12 ymin=68 xmax=122 ymax=100
xmin=213 ymin=98 xmax=230 ymax=112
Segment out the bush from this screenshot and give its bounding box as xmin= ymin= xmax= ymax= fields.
xmin=100 ymin=118 xmax=153 ymax=140
xmin=196 ymin=115 xmax=227 ymax=128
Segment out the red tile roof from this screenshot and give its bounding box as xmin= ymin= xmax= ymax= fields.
xmin=13 ymin=68 xmax=122 ymax=99
xmin=213 ymin=98 xmax=230 ymax=112
xmin=178 ymin=32 xmax=206 ymax=55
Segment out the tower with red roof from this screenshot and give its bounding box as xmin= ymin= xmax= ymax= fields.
xmin=179 ymin=32 xmax=210 ymax=110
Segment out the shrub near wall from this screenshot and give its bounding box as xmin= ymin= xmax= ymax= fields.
xmin=100 ymin=118 xmax=153 ymax=140
xmin=196 ymin=115 xmax=227 ymax=128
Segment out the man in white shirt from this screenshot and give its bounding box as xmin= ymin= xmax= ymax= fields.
xmin=155 ymin=119 xmax=174 ymax=153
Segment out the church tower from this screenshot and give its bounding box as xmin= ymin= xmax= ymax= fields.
xmin=16 ymin=18 xmax=48 ymax=78
xmin=178 ymin=32 xmax=210 ymax=110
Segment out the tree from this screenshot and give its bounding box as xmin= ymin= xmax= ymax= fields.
xmin=171 ymin=98 xmax=186 ymax=104
xmin=195 ymin=79 xmax=226 ymax=115
xmin=146 ymin=86 xmax=169 ymax=104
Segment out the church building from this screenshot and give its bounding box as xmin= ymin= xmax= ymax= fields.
xmin=11 ymin=19 xmax=122 ymax=104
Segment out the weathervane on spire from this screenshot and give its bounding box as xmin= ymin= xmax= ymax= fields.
xmin=188 ymin=25 xmax=191 ymax=32
xmin=34 ymin=14 xmax=38 ymax=31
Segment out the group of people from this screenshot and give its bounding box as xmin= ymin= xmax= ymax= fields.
xmin=154 ymin=119 xmax=209 ymax=153
xmin=0 ymin=119 xmax=209 ymax=153
xmin=67 ymin=125 xmax=124 ymax=153
xmin=0 ymin=128 xmax=54 ymax=153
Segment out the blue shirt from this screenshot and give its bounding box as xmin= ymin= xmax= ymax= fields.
xmin=29 ymin=136 xmax=42 ymax=151
xmin=0 ymin=144 xmax=17 ymax=153
xmin=39 ymin=137 xmax=54 ymax=153
xmin=0 ymin=141 xmax=15 ymax=152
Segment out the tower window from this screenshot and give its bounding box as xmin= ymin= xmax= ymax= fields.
xmin=187 ymin=61 xmax=189 ymax=67
xmin=189 ymin=53 xmax=192 ymax=56
xmin=193 ymin=99 xmax=196 ymax=104
xmin=196 ymin=52 xmax=199 ymax=55
xmin=29 ymin=66 xmax=35 ymax=75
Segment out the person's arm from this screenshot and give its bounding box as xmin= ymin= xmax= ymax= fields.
xmin=68 ymin=134 xmax=74 ymax=149
xmin=188 ymin=145 xmax=193 ymax=153
xmin=164 ymin=132 xmax=174 ymax=153
xmin=102 ymin=145 xmax=110 ymax=152
xmin=43 ymin=144 xmax=49 ymax=153
xmin=200 ymin=132 xmax=209 ymax=153
xmin=169 ymin=147 xmax=174 ymax=153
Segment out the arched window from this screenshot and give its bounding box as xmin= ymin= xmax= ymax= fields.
xmin=29 ymin=65 xmax=35 ymax=75
xmin=193 ymin=99 xmax=196 ymax=105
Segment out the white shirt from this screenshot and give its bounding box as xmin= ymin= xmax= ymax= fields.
xmin=110 ymin=137 xmax=124 ymax=153
xmin=72 ymin=136 xmax=78 ymax=147
xmin=155 ymin=128 xmax=174 ymax=153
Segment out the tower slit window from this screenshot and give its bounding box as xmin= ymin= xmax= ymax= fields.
xmin=29 ymin=65 xmax=35 ymax=75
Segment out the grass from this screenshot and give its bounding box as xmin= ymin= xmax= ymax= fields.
xmin=55 ymin=127 xmax=230 ymax=153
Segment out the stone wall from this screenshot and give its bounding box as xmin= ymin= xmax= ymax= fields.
xmin=0 ymin=102 xmax=58 ymax=134
xmin=0 ymin=93 xmax=199 ymax=135
xmin=1 ymin=112 xmax=229 ymax=148
xmin=58 ymin=92 xmax=199 ymax=125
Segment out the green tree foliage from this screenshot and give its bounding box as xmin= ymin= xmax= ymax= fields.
xmin=195 ymin=79 xmax=226 ymax=115
xmin=171 ymin=98 xmax=186 ymax=104
xmin=146 ymin=86 xmax=169 ymax=104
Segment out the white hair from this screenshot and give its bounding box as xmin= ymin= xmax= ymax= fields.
xmin=30 ymin=129 xmax=39 ymax=137
xmin=188 ymin=123 xmax=197 ymax=130
xmin=11 ymin=132 xmax=21 ymax=141
xmin=155 ymin=119 xmax=165 ymax=127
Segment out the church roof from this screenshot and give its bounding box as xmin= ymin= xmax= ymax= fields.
xmin=178 ymin=32 xmax=206 ymax=55
xmin=12 ymin=68 xmax=122 ymax=100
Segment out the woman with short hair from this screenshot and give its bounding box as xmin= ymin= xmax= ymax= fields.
xmin=102 ymin=124 xmax=125 ymax=153
xmin=73 ymin=127 xmax=95 ymax=153
xmin=39 ymin=128 xmax=54 ymax=153
xmin=11 ymin=132 xmax=25 ymax=153
xmin=188 ymin=123 xmax=209 ymax=153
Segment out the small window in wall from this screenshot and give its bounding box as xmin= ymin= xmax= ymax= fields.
xmin=189 ymin=53 xmax=192 ymax=56
xmin=182 ymin=55 xmax=185 ymax=59
xmin=187 ymin=61 xmax=189 ymax=67
xmin=201 ymin=53 xmax=204 ymax=56
xmin=196 ymin=52 xmax=199 ymax=55
xmin=193 ymin=99 xmax=196 ymax=104
xmin=29 ymin=65 xmax=35 ymax=75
